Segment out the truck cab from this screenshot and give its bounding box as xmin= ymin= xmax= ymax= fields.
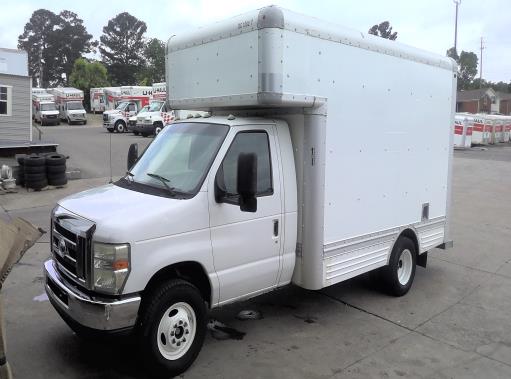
xmin=61 ymin=101 xmax=86 ymax=125
xmin=34 ymin=101 xmax=60 ymax=126
xmin=133 ymin=100 xmax=174 ymax=137
xmin=128 ymin=105 xmax=149 ymax=132
xmin=103 ymin=101 xmax=138 ymax=133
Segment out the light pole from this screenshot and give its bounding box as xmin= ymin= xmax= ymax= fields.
xmin=453 ymin=0 xmax=461 ymax=52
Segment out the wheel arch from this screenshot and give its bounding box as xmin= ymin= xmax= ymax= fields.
xmin=141 ymin=261 xmax=212 ymax=309
xmin=389 ymin=227 xmax=420 ymax=264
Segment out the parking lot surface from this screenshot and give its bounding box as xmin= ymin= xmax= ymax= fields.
xmin=1 ymin=131 xmax=511 ymax=378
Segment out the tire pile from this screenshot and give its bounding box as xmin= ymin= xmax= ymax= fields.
xmin=16 ymin=153 xmax=68 ymax=191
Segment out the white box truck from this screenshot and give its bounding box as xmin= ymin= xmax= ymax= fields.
xmin=50 ymin=87 xmax=87 ymax=125
xmin=44 ymin=6 xmax=455 ymax=377
xmin=90 ymin=87 xmax=106 ymax=113
xmin=32 ymin=92 xmax=60 ymax=126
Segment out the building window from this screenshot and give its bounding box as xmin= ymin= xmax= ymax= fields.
xmin=0 ymin=86 xmax=12 ymax=116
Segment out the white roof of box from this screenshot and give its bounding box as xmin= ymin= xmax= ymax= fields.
xmin=0 ymin=48 xmax=28 ymax=76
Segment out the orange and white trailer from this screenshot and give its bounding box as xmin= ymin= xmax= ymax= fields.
xmin=503 ymin=116 xmax=511 ymax=142
xmin=454 ymin=114 xmax=473 ymax=148
xmin=470 ymin=115 xmax=490 ymax=145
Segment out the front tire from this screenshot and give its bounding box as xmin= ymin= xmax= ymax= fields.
xmin=381 ymin=236 xmax=416 ymax=297
xmin=138 ymin=279 xmax=207 ymax=378
xmin=154 ymin=123 xmax=163 ymax=136
xmin=115 ymin=121 xmax=126 ymax=133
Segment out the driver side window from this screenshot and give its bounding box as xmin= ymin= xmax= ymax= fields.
xmin=217 ymin=131 xmax=273 ymax=198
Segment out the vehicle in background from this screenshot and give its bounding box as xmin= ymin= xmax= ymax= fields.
xmin=31 ymin=87 xmax=47 ymax=96
xmin=152 ymin=82 xmax=166 ymax=100
xmin=32 ymin=92 xmax=60 ymax=126
xmin=453 ymin=114 xmax=472 ymax=149
xmin=104 ymin=86 xmax=153 ymax=112
xmin=90 ymin=88 xmax=106 ymax=113
xmin=103 ymin=101 xmax=139 ymax=133
xmin=128 ymin=105 xmax=150 ymax=131
xmin=48 ymin=87 xmax=87 ymax=125
xmin=132 ymin=100 xmax=174 ymax=137
xmin=44 ymin=6 xmax=455 ymax=377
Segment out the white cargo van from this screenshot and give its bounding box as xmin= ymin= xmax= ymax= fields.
xmin=50 ymin=87 xmax=87 ymax=125
xmin=32 ymin=92 xmax=60 ymax=125
xmin=44 ymin=6 xmax=455 ymax=377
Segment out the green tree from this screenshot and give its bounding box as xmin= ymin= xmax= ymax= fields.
xmin=368 ymin=21 xmax=398 ymax=40
xmin=137 ymin=38 xmax=165 ymax=84
xmin=69 ymin=58 xmax=109 ymax=111
xmin=458 ymin=51 xmax=478 ymax=90
xmin=446 ymin=47 xmax=459 ymax=62
xmin=99 ymin=12 xmax=147 ymax=85
xmin=18 ymin=9 xmax=95 ymax=87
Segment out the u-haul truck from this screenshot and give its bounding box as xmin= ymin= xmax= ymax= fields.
xmin=32 ymin=92 xmax=59 ymax=126
xmin=131 ymin=99 xmax=175 ymax=136
xmin=152 ymin=82 xmax=166 ymax=100
xmin=44 ymin=6 xmax=455 ymax=377
xmin=49 ymin=87 xmax=87 ymax=125
xmin=90 ymin=88 xmax=106 ymax=113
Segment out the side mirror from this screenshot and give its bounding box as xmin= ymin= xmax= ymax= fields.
xmin=237 ymin=153 xmax=257 ymax=212
xmin=127 ymin=143 xmax=138 ymax=170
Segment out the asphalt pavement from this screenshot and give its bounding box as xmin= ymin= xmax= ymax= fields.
xmin=38 ymin=114 xmax=152 ymax=179
xmin=1 ymin=128 xmax=511 ymax=378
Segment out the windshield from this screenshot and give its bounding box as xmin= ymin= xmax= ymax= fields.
xmin=67 ymin=102 xmax=84 ymax=110
xmin=128 ymin=122 xmax=229 ymax=197
xmin=41 ymin=103 xmax=56 ymax=111
xmin=115 ymin=102 xmax=129 ymax=110
xmin=148 ymin=101 xmax=164 ymax=112
xmin=137 ymin=105 xmax=149 ymax=115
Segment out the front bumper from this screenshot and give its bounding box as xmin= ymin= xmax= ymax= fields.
xmin=44 ymin=259 xmax=141 ymax=331
xmin=103 ymin=121 xmax=113 ymax=128
xmin=41 ymin=116 xmax=59 ymax=125
xmin=133 ymin=122 xmax=155 ymax=134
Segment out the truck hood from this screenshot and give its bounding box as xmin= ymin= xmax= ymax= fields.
xmin=57 ymin=183 xmax=209 ymax=243
xmin=68 ymin=109 xmax=85 ymax=115
xmin=104 ymin=110 xmax=121 ymax=116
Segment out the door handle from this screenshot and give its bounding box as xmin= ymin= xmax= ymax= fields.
xmin=273 ymin=219 xmax=279 ymax=237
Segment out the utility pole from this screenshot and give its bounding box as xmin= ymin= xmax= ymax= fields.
xmin=479 ymin=37 xmax=485 ymax=88
xmin=453 ymin=0 xmax=461 ymax=52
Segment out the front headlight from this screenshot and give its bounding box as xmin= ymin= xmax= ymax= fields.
xmin=93 ymin=242 xmax=130 ymax=295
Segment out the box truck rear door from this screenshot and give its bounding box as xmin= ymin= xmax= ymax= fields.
xmin=209 ymin=125 xmax=282 ymax=303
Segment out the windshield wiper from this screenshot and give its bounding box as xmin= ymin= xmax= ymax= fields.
xmin=146 ymin=172 xmax=177 ymax=195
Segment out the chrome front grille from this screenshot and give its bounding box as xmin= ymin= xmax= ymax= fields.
xmin=51 ymin=207 xmax=95 ymax=289
xmin=103 ymin=113 xmax=108 ymax=121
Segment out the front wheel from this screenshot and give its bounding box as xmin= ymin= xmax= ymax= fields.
xmin=381 ymin=236 xmax=416 ymax=297
xmin=138 ymin=279 xmax=207 ymax=378
xmin=154 ymin=124 xmax=163 ymax=135
xmin=115 ymin=121 xmax=126 ymax=133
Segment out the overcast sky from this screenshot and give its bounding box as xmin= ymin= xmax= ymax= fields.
xmin=1 ymin=0 xmax=509 ymax=82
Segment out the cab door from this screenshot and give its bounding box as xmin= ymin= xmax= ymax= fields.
xmin=208 ymin=125 xmax=283 ymax=304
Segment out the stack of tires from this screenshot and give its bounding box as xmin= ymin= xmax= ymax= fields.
xmin=24 ymin=155 xmax=47 ymax=190
xmin=16 ymin=155 xmax=26 ymax=187
xmin=45 ymin=154 xmax=68 ymax=187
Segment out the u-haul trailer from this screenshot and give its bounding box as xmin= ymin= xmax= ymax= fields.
xmin=44 ymin=6 xmax=455 ymax=377
xmin=471 ymin=115 xmax=490 ymax=144
xmin=453 ymin=114 xmax=472 ymax=148
xmin=503 ymin=116 xmax=511 ymax=142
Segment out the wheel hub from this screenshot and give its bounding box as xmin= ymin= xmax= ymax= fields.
xmin=157 ymin=302 xmax=196 ymax=360
xmin=397 ymin=249 xmax=413 ymax=285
